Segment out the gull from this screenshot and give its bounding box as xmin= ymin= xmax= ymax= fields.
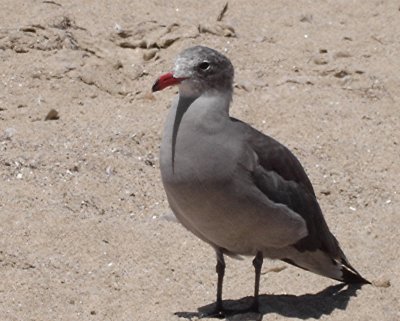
xmin=152 ymin=45 xmax=369 ymax=316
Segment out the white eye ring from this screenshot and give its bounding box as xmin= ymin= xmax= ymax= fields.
xmin=198 ymin=61 xmax=211 ymax=70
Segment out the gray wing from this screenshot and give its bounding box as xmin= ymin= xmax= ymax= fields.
xmin=231 ymin=118 xmax=369 ymax=284
xmin=231 ymin=117 xmax=340 ymax=256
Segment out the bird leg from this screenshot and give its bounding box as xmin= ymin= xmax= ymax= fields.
xmin=215 ymin=249 xmax=225 ymax=313
xmin=199 ymin=249 xmax=226 ymax=318
xmin=251 ymin=251 xmax=264 ymax=312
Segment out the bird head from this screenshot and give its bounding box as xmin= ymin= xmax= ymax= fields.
xmin=152 ymin=46 xmax=234 ymax=97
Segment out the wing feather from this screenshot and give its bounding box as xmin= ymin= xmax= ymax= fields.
xmin=232 ymin=118 xmax=340 ymax=256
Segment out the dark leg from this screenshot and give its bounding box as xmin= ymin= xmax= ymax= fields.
xmin=251 ymin=251 xmax=263 ymax=312
xmin=215 ymin=249 xmax=225 ymax=313
xmin=199 ymin=249 xmax=226 ymax=318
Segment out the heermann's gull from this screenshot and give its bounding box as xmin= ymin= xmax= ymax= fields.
xmin=152 ymin=46 xmax=369 ymax=316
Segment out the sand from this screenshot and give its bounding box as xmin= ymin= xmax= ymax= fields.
xmin=0 ymin=1 xmax=398 ymax=320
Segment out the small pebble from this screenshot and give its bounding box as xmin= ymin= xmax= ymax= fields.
xmin=300 ymin=14 xmax=313 ymax=23
xmin=334 ymin=70 xmax=350 ymax=78
xmin=142 ymin=92 xmax=156 ymax=101
xmin=143 ymin=49 xmax=158 ymax=61
xmin=373 ymin=278 xmax=391 ymax=288
xmin=105 ymin=166 xmax=114 ymax=176
xmin=262 ymin=265 xmax=287 ymax=274
xmin=3 ymin=127 xmax=16 ymax=139
xmin=45 ymin=109 xmax=59 ymax=120
xmin=334 ymin=51 xmax=352 ymax=59
xmin=320 ymin=189 xmax=331 ymax=196
xmin=313 ymin=57 xmax=328 ymax=65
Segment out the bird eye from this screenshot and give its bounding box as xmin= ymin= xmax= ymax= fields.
xmin=198 ymin=61 xmax=210 ymax=71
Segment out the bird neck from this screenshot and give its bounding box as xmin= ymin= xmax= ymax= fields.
xmin=163 ymin=89 xmax=232 ymax=174
xmin=178 ymin=88 xmax=233 ymax=117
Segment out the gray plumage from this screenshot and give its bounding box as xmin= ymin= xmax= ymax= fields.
xmin=152 ymin=46 xmax=369 ymax=314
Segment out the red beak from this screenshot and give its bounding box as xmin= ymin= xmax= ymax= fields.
xmin=152 ymin=72 xmax=185 ymax=92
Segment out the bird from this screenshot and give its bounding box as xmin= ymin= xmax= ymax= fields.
xmin=152 ymin=45 xmax=369 ymax=316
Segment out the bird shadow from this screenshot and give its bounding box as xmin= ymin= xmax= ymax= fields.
xmin=175 ymin=283 xmax=364 ymax=320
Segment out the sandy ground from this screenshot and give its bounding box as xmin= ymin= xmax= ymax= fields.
xmin=0 ymin=1 xmax=399 ymax=320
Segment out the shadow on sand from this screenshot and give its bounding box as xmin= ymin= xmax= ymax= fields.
xmin=175 ymin=283 xmax=364 ymax=320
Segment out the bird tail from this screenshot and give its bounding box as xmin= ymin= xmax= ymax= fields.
xmin=336 ymin=251 xmax=370 ymax=284
xmin=282 ymin=249 xmax=370 ymax=285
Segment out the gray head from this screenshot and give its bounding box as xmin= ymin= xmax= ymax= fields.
xmin=152 ymin=46 xmax=234 ymax=97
